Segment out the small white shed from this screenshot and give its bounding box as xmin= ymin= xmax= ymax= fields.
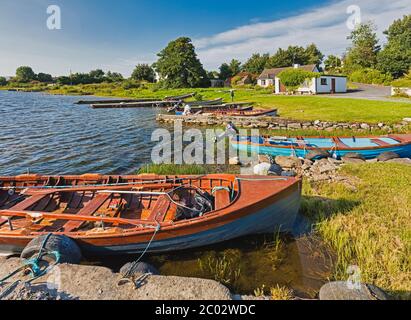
xmin=258 ymin=64 xmax=347 ymax=94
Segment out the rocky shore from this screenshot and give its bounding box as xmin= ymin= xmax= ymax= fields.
xmin=157 ymin=114 xmax=411 ymax=132
xmin=0 ymin=257 xmax=233 ymax=300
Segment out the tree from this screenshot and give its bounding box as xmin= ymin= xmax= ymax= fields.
xmin=105 ymin=71 xmax=124 ymax=82
xmin=131 ymin=64 xmax=156 ymax=82
xmin=15 ymin=66 xmax=36 ymax=82
xmin=277 ymin=69 xmax=319 ymax=92
xmin=229 ymin=59 xmax=242 ymax=75
xmin=218 ymin=63 xmax=232 ymax=80
xmin=0 ymin=77 xmax=7 ymax=86
xmin=242 ymin=53 xmax=269 ymax=74
xmin=304 ymin=43 xmax=324 ymax=67
xmin=344 ymin=22 xmax=381 ymax=73
xmin=89 ymin=69 xmax=105 ymax=83
xmin=266 ymin=45 xmax=323 ymax=68
xmin=154 ymin=37 xmax=209 ymax=88
xmin=37 ymin=73 xmax=53 ymax=83
xmin=324 ymin=55 xmax=343 ymax=73
xmin=377 ymin=15 xmax=411 ymax=79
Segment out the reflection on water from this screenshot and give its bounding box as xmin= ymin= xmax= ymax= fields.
xmin=0 ymin=91 xmax=170 ymax=175
xmin=94 ymin=233 xmax=334 ymax=298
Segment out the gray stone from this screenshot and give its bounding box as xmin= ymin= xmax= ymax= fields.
xmin=319 ymin=282 xmax=389 ymax=301
xmin=0 ymin=257 xmax=232 ymax=301
xmin=258 ymin=155 xmax=272 ymax=164
xmin=342 ymin=153 xmax=366 ymax=160
xmin=305 ymin=150 xmax=331 ymax=161
xmin=229 ymin=157 xmax=241 ymax=165
xmin=387 ymin=158 xmax=411 ymax=165
xmin=342 ymin=158 xmax=366 ymax=164
xmin=287 ymin=123 xmax=302 ymax=130
xmin=120 ymin=262 xmax=160 ymax=277
xmin=275 ymin=156 xmax=302 ymax=169
xmin=377 ymin=152 xmax=400 ymax=162
xmin=360 ymin=123 xmax=370 ymax=130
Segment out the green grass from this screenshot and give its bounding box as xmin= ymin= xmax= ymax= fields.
xmin=303 ymin=163 xmax=411 ymax=299
xmin=2 ymin=82 xmax=410 ymax=124
xmin=138 ymin=163 xmax=240 ymax=175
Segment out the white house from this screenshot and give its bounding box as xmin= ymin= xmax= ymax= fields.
xmin=257 ymin=64 xmax=347 ymax=94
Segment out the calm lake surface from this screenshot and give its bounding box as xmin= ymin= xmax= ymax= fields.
xmin=0 ymin=91 xmax=331 ymax=297
xmin=0 ymin=91 xmax=168 ymax=176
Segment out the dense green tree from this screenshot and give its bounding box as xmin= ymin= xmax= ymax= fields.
xmin=304 ymin=43 xmax=325 ymax=67
xmin=324 ymin=55 xmax=343 ymax=73
xmin=131 ymin=64 xmax=156 ymax=82
xmin=266 ymin=45 xmax=323 ymax=68
xmin=0 ymin=77 xmax=7 ymax=86
xmin=15 ymin=66 xmax=36 ymax=82
xmin=229 ymin=59 xmax=242 ymax=75
xmin=89 ymin=69 xmax=105 ymax=79
xmin=242 ymin=53 xmax=269 ymax=74
xmin=344 ymin=22 xmax=381 ymax=73
xmin=377 ymin=15 xmax=411 ymax=79
xmin=207 ymin=71 xmax=219 ymax=80
xmin=36 ymin=73 xmax=53 ymax=83
xmin=105 ymin=71 xmax=124 ymax=82
xmin=154 ymin=37 xmax=209 ymax=88
xmin=218 ymin=63 xmax=232 ymax=80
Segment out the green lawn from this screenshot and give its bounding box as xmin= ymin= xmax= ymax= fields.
xmin=2 ymin=83 xmax=411 ymax=124
xmin=304 ymin=163 xmax=411 ymax=299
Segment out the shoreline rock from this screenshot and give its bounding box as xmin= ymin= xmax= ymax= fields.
xmin=0 ymin=257 xmax=232 ymax=301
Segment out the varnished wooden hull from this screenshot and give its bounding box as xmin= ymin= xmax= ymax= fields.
xmin=0 ymin=174 xmax=301 ymax=255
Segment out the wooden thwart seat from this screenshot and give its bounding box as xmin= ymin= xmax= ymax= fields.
xmin=214 ymin=189 xmax=231 ymax=210
xmin=64 ymin=194 xmax=111 ymax=232
xmin=371 ymin=139 xmax=390 ymax=147
xmin=10 ymin=194 xmax=51 ymax=211
xmin=147 ymin=195 xmax=173 ymax=223
xmin=333 ymin=137 xmax=349 ymax=149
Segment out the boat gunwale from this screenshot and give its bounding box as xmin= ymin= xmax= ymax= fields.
xmin=0 ymin=175 xmax=300 ymax=242
xmin=232 ymin=134 xmax=411 ymax=152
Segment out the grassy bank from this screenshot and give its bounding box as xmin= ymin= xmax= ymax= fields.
xmin=304 ymin=163 xmax=411 ymax=299
xmin=2 ymin=83 xmax=410 ymax=124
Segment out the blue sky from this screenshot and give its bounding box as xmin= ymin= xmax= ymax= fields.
xmin=0 ymin=0 xmax=409 ymax=76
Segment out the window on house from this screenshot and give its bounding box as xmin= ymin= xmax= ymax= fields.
xmin=261 ymin=80 xmax=266 ymax=86
xmin=321 ymin=78 xmax=328 ymax=86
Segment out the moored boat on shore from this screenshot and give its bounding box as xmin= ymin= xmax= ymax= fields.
xmin=231 ymin=134 xmax=411 ymax=159
xmin=0 ymin=174 xmax=301 ymax=256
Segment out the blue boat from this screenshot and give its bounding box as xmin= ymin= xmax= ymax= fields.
xmin=231 ymin=134 xmax=411 ymax=159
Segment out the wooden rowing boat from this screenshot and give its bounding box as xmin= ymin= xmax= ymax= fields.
xmin=91 ymin=101 xmax=178 ymax=109
xmin=186 ymin=98 xmax=224 ymax=106
xmin=174 ymin=105 xmax=254 ymax=114
xmin=75 ymin=99 xmax=157 ymax=105
xmin=231 ymin=134 xmax=411 ymax=159
xmin=164 ymin=93 xmax=196 ymax=101
xmin=208 ymin=109 xmax=278 ymax=117
xmin=0 ymin=174 xmax=301 ymax=255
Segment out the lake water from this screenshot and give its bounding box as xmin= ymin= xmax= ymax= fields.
xmin=0 ymin=91 xmax=168 ymax=175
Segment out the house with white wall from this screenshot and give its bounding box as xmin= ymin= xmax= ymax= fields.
xmin=257 ymin=64 xmax=347 ymax=94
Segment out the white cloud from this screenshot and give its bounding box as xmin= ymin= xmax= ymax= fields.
xmin=195 ymin=0 xmax=411 ymax=69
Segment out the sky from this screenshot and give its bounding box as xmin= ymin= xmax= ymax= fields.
xmin=0 ymin=0 xmax=409 ymax=77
